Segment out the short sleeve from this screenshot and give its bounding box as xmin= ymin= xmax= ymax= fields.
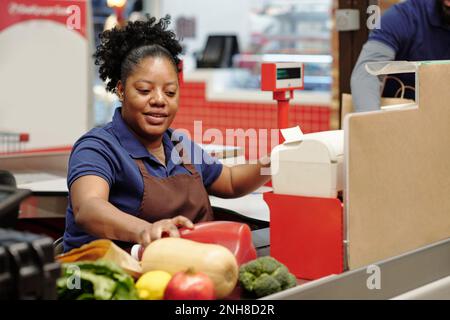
xmin=199 ymin=147 xmax=223 ymax=188
xmin=67 ymin=138 xmax=116 ymax=189
xmin=368 ymin=4 xmax=415 ymax=54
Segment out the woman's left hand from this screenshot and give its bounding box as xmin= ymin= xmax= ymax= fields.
xmin=138 ymin=215 xmax=194 ymax=247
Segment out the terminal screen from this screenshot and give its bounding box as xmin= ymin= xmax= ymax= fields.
xmin=276 ymin=67 xmax=301 ymax=80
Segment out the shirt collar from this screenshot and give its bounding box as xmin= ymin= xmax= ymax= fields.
xmin=111 ymin=107 xmax=181 ymax=165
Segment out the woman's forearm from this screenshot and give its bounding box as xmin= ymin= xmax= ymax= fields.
xmin=74 ymin=197 xmax=151 ymax=244
xmin=229 ymin=158 xmax=271 ymax=197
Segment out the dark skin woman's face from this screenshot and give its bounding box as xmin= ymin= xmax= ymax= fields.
xmin=117 ymin=56 xmax=179 ymax=149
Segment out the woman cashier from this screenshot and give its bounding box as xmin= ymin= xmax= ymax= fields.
xmin=62 ymin=16 xmax=271 ymax=252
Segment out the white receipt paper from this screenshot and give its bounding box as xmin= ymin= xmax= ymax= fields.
xmin=280 ymin=126 xmax=304 ymax=144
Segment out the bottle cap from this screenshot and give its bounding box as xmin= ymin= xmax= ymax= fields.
xmin=130 ymin=244 xmax=142 ymax=261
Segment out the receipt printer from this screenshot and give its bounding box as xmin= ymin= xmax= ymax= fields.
xmin=271 ymin=129 xmax=344 ymax=198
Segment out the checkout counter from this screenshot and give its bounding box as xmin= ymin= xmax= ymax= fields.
xmin=262 ymin=60 xmax=450 ymax=298
xmin=261 ymin=61 xmax=450 ymax=298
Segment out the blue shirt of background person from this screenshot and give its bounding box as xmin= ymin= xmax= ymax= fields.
xmin=351 ymin=0 xmax=450 ymax=112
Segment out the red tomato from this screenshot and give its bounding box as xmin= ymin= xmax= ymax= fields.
xmin=164 ymin=270 xmax=216 ymax=300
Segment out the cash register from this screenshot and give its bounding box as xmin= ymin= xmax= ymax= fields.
xmin=0 ymin=170 xmax=60 ymax=299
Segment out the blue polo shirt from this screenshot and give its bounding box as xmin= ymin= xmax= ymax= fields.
xmin=369 ymin=0 xmax=450 ymax=98
xmin=63 ymin=107 xmax=223 ymax=252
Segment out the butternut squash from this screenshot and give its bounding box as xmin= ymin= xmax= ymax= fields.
xmin=141 ymin=238 xmax=238 ymax=299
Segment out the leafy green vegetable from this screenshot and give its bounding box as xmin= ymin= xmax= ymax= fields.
xmin=239 ymin=256 xmax=297 ymax=297
xmin=57 ymin=260 xmax=138 ymax=300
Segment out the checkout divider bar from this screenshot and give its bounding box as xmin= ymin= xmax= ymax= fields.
xmin=261 ymin=237 xmax=450 ymax=300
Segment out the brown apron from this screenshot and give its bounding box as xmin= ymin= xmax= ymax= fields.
xmin=134 ymin=145 xmax=214 ymax=223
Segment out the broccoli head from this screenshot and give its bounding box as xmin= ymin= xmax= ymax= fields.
xmin=253 ymin=273 xmax=281 ymax=297
xmin=239 ymin=256 xmax=297 ymax=297
xmin=239 ymin=271 xmax=255 ymax=289
xmin=272 ymin=265 xmax=297 ymax=290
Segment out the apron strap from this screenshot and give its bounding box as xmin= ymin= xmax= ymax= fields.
xmin=182 ymin=163 xmax=198 ymax=175
xmin=173 ymin=138 xmax=199 ymax=176
xmin=135 ymin=159 xmax=151 ymax=178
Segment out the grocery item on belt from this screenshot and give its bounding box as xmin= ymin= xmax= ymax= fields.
xmin=141 ymin=237 xmax=239 ymax=299
xmin=135 ymin=270 xmax=172 ymax=300
xmin=57 ymin=260 xmax=138 ymax=300
xmin=164 ymin=269 xmax=215 ymax=300
xmin=56 ymin=239 xmax=142 ymax=278
xmin=131 ymin=221 xmax=257 ymax=266
xmin=239 ymin=256 xmax=297 ymax=298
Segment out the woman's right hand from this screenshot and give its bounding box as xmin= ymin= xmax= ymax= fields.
xmin=137 ymin=215 xmax=194 ymax=248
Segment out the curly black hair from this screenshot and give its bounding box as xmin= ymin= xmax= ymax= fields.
xmin=94 ymin=15 xmax=182 ymax=93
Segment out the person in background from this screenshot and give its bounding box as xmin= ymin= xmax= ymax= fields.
xmin=127 ymin=0 xmax=145 ymax=22
xmin=103 ymin=0 xmax=144 ymax=30
xmin=62 ymin=16 xmax=271 ymax=252
xmin=351 ymin=0 xmax=450 ymax=112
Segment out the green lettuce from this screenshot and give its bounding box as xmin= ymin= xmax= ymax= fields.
xmin=57 ymin=260 xmax=138 ymax=300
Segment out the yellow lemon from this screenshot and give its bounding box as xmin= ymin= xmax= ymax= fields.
xmin=135 ymin=270 xmax=172 ymax=300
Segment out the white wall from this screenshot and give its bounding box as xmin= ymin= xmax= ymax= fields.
xmin=0 ymin=21 xmax=91 ymax=151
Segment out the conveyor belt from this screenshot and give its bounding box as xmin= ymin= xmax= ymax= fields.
xmin=262 ymin=237 xmax=450 ymax=299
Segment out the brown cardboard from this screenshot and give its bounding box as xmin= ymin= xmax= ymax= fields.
xmin=345 ymin=62 xmax=450 ymax=269
xmin=341 ymin=93 xmax=413 ymax=124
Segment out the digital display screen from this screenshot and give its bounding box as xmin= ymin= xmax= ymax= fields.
xmin=276 ymin=67 xmax=301 ymax=80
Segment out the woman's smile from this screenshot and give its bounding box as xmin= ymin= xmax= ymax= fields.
xmin=143 ymin=111 xmax=169 ymax=126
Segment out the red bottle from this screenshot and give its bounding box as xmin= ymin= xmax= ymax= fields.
xmin=180 ymin=221 xmax=257 ymax=266
xmin=131 ymin=221 xmax=257 ymax=265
